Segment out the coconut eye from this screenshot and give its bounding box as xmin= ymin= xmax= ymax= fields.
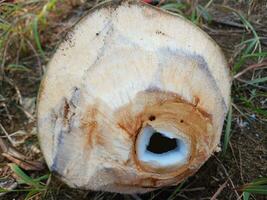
xmin=136 ymin=125 xmax=190 ymax=169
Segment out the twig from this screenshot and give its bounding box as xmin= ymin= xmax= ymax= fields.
xmin=0 ymin=124 xmax=16 ymax=146
xmin=211 ymin=18 xmax=245 ymax=29
xmin=238 ymin=147 xmax=244 ymax=183
xmin=131 ymin=194 xmax=143 ymax=200
xmin=0 ymin=35 xmax=11 ymax=77
xmin=0 ymin=182 xmax=18 ymax=197
xmin=1 ymin=130 xmax=26 ymax=138
xmin=229 ymin=142 xmax=240 ymax=172
xmin=0 ymin=102 xmax=12 ymax=120
xmin=0 ymin=137 xmax=8 ymax=153
xmin=210 ymin=180 xmax=228 ymax=200
xmin=43 ymin=174 xmax=52 ymax=197
xmin=235 ymin=77 xmax=267 ymax=90
xmin=242 ymin=133 xmax=258 ymax=144
xmin=0 ymin=132 xmax=44 ymax=171
xmin=214 ymin=156 xmax=240 ymax=198
xmin=0 ymin=137 xmax=25 ymax=159
xmin=204 ymin=25 xmax=246 ymax=35
xmin=182 ymin=187 xmax=205 ymax=192
xmin=234 ymin=61 xmax=267 ymax=79
xmin=26 ymin=39 xmax=44 ymax=76
xmin=0 ymin=76 xmax=22 ymax=105
xmin=232 ymin=103 xmax=251 ymax=121
xmin=16 ymin=105 xmax=35 ymax=121
xmin=2 ymin=153 xmax=44 ymax=171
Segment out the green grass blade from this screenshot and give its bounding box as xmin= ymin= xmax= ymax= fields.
xmin=233 ymin=51 xmax=267 ymax=74
xmin=32 ymin=17 xmax=45 ymax=59
xmin=25 ymin=189 xmax=41 ymax=200
xmin=9 ymin=164 xmax=43 ymax=188
xmin=243 ymin=192 xmax=250 ymax=200
xmin=246 ymin=76 xmax=267 ymax=84
xmin=244 ymin=39 xmax=257 ymax=55
xmin=160 ymin=3 xmax=186 ymax=10
xmin=191 ymin=10 xmax=197 ymax=23
xmin=242 ymin=52 xmax=267 ymax=59
xmin=241 ymin=177 xmax=267 ymax=197
xmin=249 ymin=178 xmax=267 ymax=186
xmin=243 ymin=185 xmax=267 ymax=195
xmin=160 ymin=3 xmax=187 ymax=14
xmin=167 ymin=181 xmax=185 ymax=200
xmin=240 ymin=97 xmax=267 ymax=117
xmin=196 ymin=5 xmax=212 ymax=23
xmin=223 ymin=103 xmax=232 ymax=154
xmin=7 ymin=64 xmax=31 ymax=72
xmin=0 ymin=188 xmax=8 ymax=193
xmin=0 ymin=188 xmax=45 ymax=193
xmin=33 ymin=174 xmax=50 ymax=182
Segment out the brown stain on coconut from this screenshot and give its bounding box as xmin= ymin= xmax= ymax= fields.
xmin=81 ymin=105 xmax=106 ymax=148
xmin=63 ymin=99 xmax=71 ymax=126
xmin=117 ymin=110 xmax=143 ymax=138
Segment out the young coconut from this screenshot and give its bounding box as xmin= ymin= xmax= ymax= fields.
xmin=37 ymin=0 xmax=231 ymax=194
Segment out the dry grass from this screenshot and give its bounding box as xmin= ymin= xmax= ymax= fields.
xmin=0 ymin=0 xmax=266 ymax=199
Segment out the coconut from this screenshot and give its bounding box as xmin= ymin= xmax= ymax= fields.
xmin=37 ymin=0 xmax=231 ymax=194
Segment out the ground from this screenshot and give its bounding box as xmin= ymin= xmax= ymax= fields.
xmin=0 ymin=0 xmax=266 ymax=199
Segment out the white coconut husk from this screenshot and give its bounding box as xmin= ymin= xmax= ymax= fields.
xmin=37 ymin=0 xmax=231 ymax=194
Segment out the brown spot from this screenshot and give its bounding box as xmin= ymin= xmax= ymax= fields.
xmin=156 ymin=30 xmax=167 ymax=36
xmin=149 ymin=115 xmax=156 ymax=121
xmin=63 ymin=99 xmax=70 ymax=124
xmin=59 ymin=98 xmax=76 ymax=131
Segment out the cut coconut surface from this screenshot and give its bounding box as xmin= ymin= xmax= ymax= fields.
xmin=136 ymin=125 xmax=190 ymax=168
xmin=37 ymin=0 xmax=231 ymax=194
